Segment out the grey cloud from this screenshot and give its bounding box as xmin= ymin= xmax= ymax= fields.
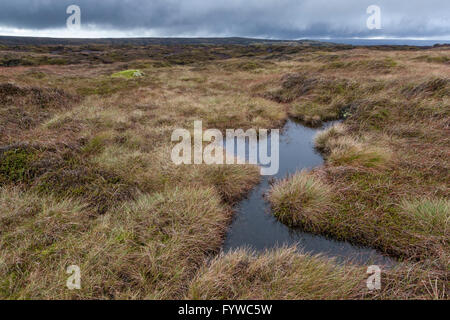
xmin=0 ymin=0 xmax=448 ymax=38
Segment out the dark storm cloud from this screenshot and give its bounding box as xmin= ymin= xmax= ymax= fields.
xmin=0 ymin=0 xmax=449 ymax=38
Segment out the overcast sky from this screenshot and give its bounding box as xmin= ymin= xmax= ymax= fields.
xmin=0 ymin=0 xmax=448 ymax=39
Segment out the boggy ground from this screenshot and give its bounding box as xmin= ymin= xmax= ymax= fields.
xmin=0 ymin=41 xmax=448 ymax=299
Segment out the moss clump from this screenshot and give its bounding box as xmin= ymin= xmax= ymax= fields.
xmin=0 ymin=147 xmax=37 ymax=184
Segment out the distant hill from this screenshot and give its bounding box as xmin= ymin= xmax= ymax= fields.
xmin=0 ymin=36 xmax=334 ymax=47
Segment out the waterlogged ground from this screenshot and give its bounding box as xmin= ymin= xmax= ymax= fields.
xmin=224 ymin=119 xmax=394 ymax=266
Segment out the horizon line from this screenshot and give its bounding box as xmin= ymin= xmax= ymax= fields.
xmin=0 ymin=34 xmax=449 ymax=41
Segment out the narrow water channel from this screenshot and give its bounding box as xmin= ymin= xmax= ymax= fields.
xmin=223 ymin=119 xmax=394 ymax=266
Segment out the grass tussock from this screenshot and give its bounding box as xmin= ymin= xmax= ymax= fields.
xmin=188 ymin=247 xmax=447 ymax=300
xmin=199 ymin=164 xmax=261 ymax=204
xmin=400 ymin=198 xmax=449 ymax=236
xmin=264 ymin=73 xmax=361 ymax=125
xmin=268 ymin=170 xmax=332 ymax=228
xmin=0 ymin=142 xmax=138 ymax=215
xmin=0 ymin=186 xmax=231 ymax=299
xmin=187 ymin=247 xmax=365 ymax=300
xmin=314 ymin=122 xmax=346 ymax=152
xmin=0 ymin=187 xmax=90 ymax=299
xmin=402 ymin=78 xmax=449 ymax=99
xmin=266 ymin=73 xmax=319 ymax=103
xmin=76 ymin=186 xmax=230 ymax=299
xmin=315 ymin=123 xmax=392 ymax=168
xmin=289 ymin=102 xmax=339 ymax=126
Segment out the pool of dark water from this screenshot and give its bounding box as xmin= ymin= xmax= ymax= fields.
xmin=223 ymin=119 xmax=394 ymax=266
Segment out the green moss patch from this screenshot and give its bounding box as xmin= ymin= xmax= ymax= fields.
xmin=0 ymin=147 xmax=37 ymax=184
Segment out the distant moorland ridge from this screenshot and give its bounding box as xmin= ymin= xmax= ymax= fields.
xmin=0 ymin=36 xmax=333 ymax=46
